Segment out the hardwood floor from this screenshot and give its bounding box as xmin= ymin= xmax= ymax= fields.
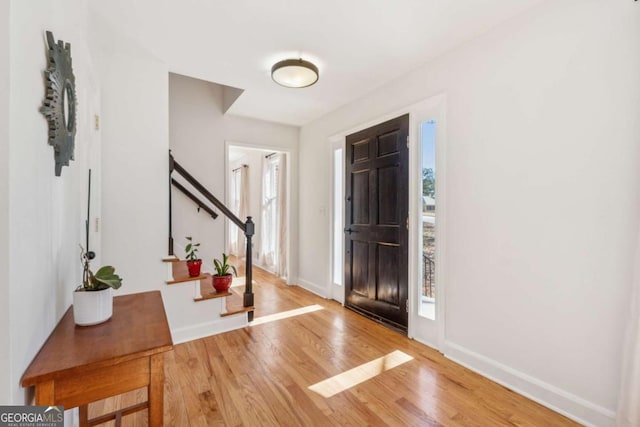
xmin=89 ymin=266 xmax=580 ymax=426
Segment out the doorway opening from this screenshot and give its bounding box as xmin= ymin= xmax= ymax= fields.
xmin=228 ymin=145 xmax=289 ymax=281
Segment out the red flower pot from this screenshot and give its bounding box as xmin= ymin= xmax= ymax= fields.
xmin=212 ymin=275 xmax=233 ymax=293
xmin=186 ymin=259 xmax=202 ymax=277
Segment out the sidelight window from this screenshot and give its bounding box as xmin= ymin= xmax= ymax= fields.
xmin=420 ymin=120 xmax=436 ymax=320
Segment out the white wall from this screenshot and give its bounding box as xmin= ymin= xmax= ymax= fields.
xmin=92 ymin=10 xmax=169 ymax=297
xmin=0 ymin=0 xmax=10 ymax=405
xmin=8 ymin=0 xmax=100 ymax=404
xmin=169 ymin=73 xmax=299 ymax=279
xmin=169 ymin=73 xmax=226 ymax=270
xmin=298 ymin=1 xmax=640 ymax=425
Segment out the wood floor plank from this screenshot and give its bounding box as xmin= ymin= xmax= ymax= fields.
xmin=173 ymin=343 xmax=211 ymax=427
xmin=163 ymin=349 xmax=191 ymax=427
xmin=202 ymin=351 xmax=244 ymax=426
xmin=96 ymin=261 xmax=579 ymax=426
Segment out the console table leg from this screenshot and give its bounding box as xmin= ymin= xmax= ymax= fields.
xmin=79 ymin=405 xmax=89 ymax=427
xmin=148 ymin=353 xmax=165 ymax=426
xmin=35 ymin=380 xmax=54 ymax=405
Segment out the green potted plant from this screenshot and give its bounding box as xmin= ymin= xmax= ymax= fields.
xmin=212 ymin=253 xmax=238 ymax=293
xmin=74 ymin=246 xmax=123 ymax=326
xmin=185 ymin=236 xmax=202 ymax=277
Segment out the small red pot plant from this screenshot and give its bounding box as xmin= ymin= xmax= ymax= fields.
xmin=185 ymin=236 xmax=202 ymax=277
xmin=212 ymin=253 xmax=238 ymax=293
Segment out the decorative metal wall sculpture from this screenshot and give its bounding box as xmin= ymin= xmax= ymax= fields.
xmin=40 ymin=31 xmax=77 ymax=176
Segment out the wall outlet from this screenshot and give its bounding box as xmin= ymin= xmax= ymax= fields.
xmin=94 ymin=114 xmax=100 ymax=130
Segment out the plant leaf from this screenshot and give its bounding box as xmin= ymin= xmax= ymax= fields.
xmin=92 ymin=265 xmax=123 ymax=290
xmin=96 ymin=276 xmax=122 ymax=290
xmin=95 ymin=266 xmax=115 ymax=276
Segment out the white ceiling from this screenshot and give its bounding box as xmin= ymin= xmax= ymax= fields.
xmin=161 ymin=0 xmax=543 ymax=126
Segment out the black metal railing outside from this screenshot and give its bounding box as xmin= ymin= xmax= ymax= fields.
xmin=423 ymin=254 xmax=435 ymax=299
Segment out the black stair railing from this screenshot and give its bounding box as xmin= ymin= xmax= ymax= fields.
xmin=169 ymin=150 xmax=255 ymax=320
xmin=171 ymin=178 xmax=219 ymax=220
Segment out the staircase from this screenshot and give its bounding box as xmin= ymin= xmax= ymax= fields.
xmin=162 ymin=151 xmax=256 ymax=343
xmin=161 ymin=255 xmax=255 ymax=343
xmin=163 ymin=256 xmax=254 ymax=312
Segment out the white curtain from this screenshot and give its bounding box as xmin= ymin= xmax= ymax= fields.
xmin=618 ymin=228 xmax=640 ymax=426
xmin=229 ymin=165 xmax=248 ymax=257
xmin=259 ymin=153 xmax=287 ymax=278
xmin=260 ymin=155 xmax=276 ymax=268
xmin=275 ymin=153 xmax=288 ymax=278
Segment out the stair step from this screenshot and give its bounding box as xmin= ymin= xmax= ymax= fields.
xmin=162 ymin=255 xmax=254 ymax=318
xmin=194 ymin=274 xmax=230 ymax=301
xmin=222 ymin=287 xmax=254 ymax=317
xmin=167 ymin=272 xmax=210 ymax=285
xmin=193 ymin=288 xmax=232 ymax=302
xmin=221 ymin=305 xmax=255 ymax=317
xmin=166 ymin=261 xmax=209 ymax=284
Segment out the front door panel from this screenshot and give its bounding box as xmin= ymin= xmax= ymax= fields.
xmin=345 ymin=114 xmax=409 ymax=332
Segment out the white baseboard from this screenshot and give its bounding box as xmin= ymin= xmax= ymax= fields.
xmin=297 ymin=278 xmax=329 ymax=298
xmin=442 ymin=341 xmax=616 ymax=427
xmin=254 ymin=262 xmax=293 ymax=285
xmin=171 ymin=314 xmax=248 ymax=344
xmin=254 ymin=261 xmax=276 ymax=275
xmin=413 ymin=335 xmax=439 ymax=352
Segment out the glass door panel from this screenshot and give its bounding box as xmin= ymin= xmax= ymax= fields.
xmin=419 ymin=120 xmax=436 ymax=320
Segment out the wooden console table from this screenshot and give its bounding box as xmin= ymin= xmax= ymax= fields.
xmin=21 ymin=291 xmax=173 ymax=426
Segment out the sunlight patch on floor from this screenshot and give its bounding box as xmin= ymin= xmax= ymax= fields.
xmin=308 ymin=350 xmax=414 ymax=398
xmin=250 ymin=304 xmax=324 ymax=326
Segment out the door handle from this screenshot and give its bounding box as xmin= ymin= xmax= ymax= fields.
xmin=344 ymin=228 xmax=358 ymax=234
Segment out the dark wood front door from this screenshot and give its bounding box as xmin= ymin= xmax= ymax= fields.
xmin=345 ymin=114 xmax=409 ymax=332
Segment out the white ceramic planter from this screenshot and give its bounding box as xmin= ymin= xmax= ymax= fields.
xmin=73 ymin=287 xmax=113 ymax=326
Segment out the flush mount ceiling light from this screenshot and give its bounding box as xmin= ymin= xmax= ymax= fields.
xmin=271 ymin=59 xmax=319 ymax=88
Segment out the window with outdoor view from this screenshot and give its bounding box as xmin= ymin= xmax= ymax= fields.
xmin=420 ymin=120 xmax=436 ymax=320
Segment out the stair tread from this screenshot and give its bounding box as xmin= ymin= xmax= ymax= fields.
xmin=167 ymin=272 xmax=210 ymax=284
xmin=221 ymin=306 xmax=255 ymax=317
xmin=166 ymin=261 xmax=209 ymax=284
xmin=193 ymin=288 xmax=232 ymax=302
xmin=193 ymin=284 xmax=253 ymax=315
xmin=223 ymin=286 xmax=254 ymax=316
xmin=198 ymin=276 xmax=226 ymax=299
